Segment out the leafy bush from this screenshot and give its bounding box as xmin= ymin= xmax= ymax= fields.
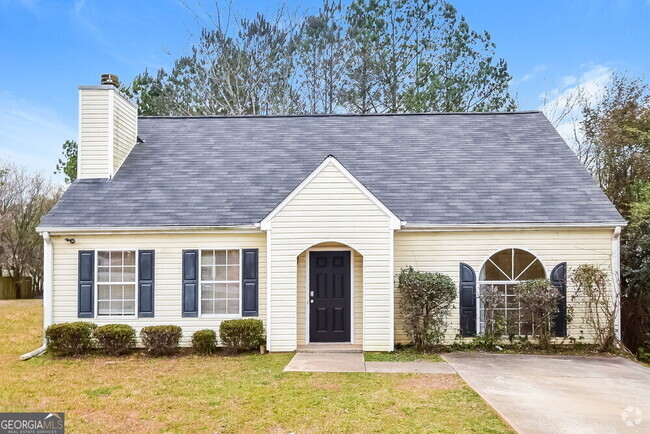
xmin=571 ymin=264 xmax=617 ymax=352
xmin=479 ymin=284 xmax=507 ymax=340
xmin=398 ymin=266 xmax=456 ymax=350
xmin=219 ymin=319 xmax=265 ymax=353
xmin=45 ymin=321 xmax=97 ymax=356
xmin=140 ymin=325 xmax=182 ymax=356
xmin=93 ymin=324 xmax=136 ymax=356
xmin=192 ymin=329 xmax=218 ymax=355
xmin=515 ymin=279 xmax=561 ymax=349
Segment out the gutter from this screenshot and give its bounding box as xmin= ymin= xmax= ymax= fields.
xmin=400 ymin=222 xmax=627 ymax=231
xmin=35 ymin=224 xmax=260 ymax=235
xmin=20 ymin=231 xmax=53 ymax=361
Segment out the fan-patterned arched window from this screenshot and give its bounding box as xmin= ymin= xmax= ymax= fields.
xmin=478 ymin=248 xmax=546 ymax=336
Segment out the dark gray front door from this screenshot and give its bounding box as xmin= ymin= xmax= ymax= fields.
xmin=309 ymin=251 xmax=351 ymax=343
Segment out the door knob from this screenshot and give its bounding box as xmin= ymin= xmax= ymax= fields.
xmin=310 ymin=291 xmax=314 ymax=296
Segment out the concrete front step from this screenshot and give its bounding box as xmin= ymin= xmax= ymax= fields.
xmin=296 ymin=344 xmax=363 ymax=353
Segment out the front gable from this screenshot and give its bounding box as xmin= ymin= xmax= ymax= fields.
xmin=260 ymin=156 xmax=402 ymax=231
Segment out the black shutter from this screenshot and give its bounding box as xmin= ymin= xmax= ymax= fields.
xmin=78 ymin=250 xmax=94 ymax=318
xmin=241 ymin=249 xmax=259 ymax=317
xmin=138 ymin=250 xmax=155 ymax=318
xmin=551 ymin=262 xmax=568 ymax=337
xmin=182 ymin=250 xmax=199 ymax=317
xmin=459 ymin=263 xmax=477 ymax=337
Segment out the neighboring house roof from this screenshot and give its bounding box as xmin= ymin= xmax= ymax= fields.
xmin=40 ymin=111 xmax=625 ymax=229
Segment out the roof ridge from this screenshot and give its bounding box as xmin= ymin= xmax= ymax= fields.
xmin=138 ymin=111 xmax=542 ymax=120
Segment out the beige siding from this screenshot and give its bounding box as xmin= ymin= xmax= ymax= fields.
xmin=112 ymin=92 xmax=138 ymax=174
xmin=393 ymin=229 xmax=614 ymax=344
xmin=51 ymin=231 xmax=266 ymax=346
xmin=78 ymin=87 xmax=137 ymax=179
xmin=296 ymin=247 xmax=363 ymax=345
xmin=268 ymin=161 xmax=393 ymax=351
xmin=78 ymin=89 xmax=110 ymax=179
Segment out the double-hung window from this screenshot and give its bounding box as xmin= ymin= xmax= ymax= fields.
xmin=97 ymin=250 xmax=137 ymax=316
xmin=200 ymin=249 xmax=241 ymax=316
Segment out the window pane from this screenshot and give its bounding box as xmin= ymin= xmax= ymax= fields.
xmin=98 ymin=267 xmax=110 ymax=283
xmin=215 ymin=250 xmax=227 ymax=265
xmin=215 ymin=266 xmax=227 ymax=281
xmin=201 ymin=250 xmax=213 ymax=265
xmin=227 ymin=265 xmax=239 ymax=281
xmin=110 ymin=268 xmax=122 ymax=283
xmin=202 ymin=299 xmax=214 ymax=315
xmin=98 ymin=301 xmax=110 ymax=315
xmin=517 ymin=259 xmax=545 ymax=281
xmin=123 ymin=267 xmax=136 ymax=282
xmin=201 ymin=265 xmax=215 ymax=281
xmin=201 ymin=283 xmax=214 ymax=299
xmin=123 ymin=251 xmax=135 ymax=266
xmin=98 ymin=251 xmax=110 ymax=266
xmin=123 ymin=300 xmax=135 ymax=315
xmin=227 ymin=300 xmax=239 ymax=315
xmin=215 ymin=283 xmax=227 ymax=299
xmin=110 ymin=251 xmax=123 ymax=266
xmin=214 ymin=300 xmax=226 ymax=314
xmin=227 ymin=250 xmax=239 ymax=265
xmin=227 ymin=283 xmax=239 ymax=299
xmin=123 ymin=284 xmax=136 ymax=300
xmin=98 ymin=284 xmax=110 ymax=300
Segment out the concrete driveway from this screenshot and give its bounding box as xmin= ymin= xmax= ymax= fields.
xmin=443 ymin=353 xmax=650 ymax=433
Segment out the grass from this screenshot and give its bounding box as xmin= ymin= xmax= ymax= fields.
xmin=0 ymin=300 xmax=511 ymax=433
xmin=365 ymin=347 xmax=444 ymax=362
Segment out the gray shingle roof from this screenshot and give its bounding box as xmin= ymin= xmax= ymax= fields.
xmin=40 ymin=111 xmax=625 ymax=228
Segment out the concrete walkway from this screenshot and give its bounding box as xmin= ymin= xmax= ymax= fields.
xmin=443 ymin=353 xmax=650 ymax=433
xmin=283 ymin=352 xmax=455 ymax=373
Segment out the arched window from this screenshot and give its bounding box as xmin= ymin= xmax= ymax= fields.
xmin=478 ymin=248 xmax=546 ymax=336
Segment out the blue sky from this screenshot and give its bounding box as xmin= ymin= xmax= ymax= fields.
xmin=1 ymin=0 xmax=649 ymax=181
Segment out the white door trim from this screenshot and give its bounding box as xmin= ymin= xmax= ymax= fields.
xmin=304 ymin=247 xmax=355 ymax=345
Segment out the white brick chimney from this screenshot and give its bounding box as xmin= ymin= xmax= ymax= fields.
xmin=77 ymin=74 xmax=138 ymax=179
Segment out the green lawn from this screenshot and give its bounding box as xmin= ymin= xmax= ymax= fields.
xmin=365 ymin=348 xmax=444 ymax=362
xmin=0 ymin=300 xmax=511 ymax=433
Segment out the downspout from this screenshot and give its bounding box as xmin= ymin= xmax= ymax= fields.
xmin=612 ymin=226 xmax=622 ymax=342
xmin=20 ymin=231 xmax=53 ymax=360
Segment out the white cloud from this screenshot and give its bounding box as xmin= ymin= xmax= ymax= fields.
xmin=0 ymin=93 xmax=75 ymax=179
xmin=539 ymin=64 xmax=612 ymax=145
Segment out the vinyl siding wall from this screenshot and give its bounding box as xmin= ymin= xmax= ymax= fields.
xmin=393 ymin=229 xmax=615 ymax=344
xmin=78 ymin=89 xmax=110 ymax=179
xmin=112 ymin=92 xmax=138 ymax=174
xmin=50 ymin=232 xmax=266 ymax=346
xmin=78 ymin=87 xmax=137 ymax=179
xmin=268 ymin=161 xmax=393 ymax=351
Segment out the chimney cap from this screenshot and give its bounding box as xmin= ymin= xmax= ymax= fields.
xmin=101 ymin=73 xmax=120 ymax=87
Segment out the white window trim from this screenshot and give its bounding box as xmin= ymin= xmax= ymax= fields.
xmin=94 ymin=249 xmax=139 ymax=319
xmin=304 ymin=247 xmax=355 ymax=345
xmin=198 ymin=248 xmax=243 ymax=319
xmin=476 ymin=247 xmax=547 ymax=336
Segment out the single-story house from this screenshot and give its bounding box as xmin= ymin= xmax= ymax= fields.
xmin=36 ymin=76 xmax=625 ymax=352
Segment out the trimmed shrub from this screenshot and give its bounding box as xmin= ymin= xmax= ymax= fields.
xmin=219 ymin=319 xmax=265 ymax=353
xmin=140 ymin=325 xmax=182 ymax=356
xmin=398 ymin=266 xmax=456 ymax=350
xmin=45 ymin=322 xmax=97 ymax=356
xmin=192 ymin=329 xmax=218 ymax=355
xmin=93 ymin=324 xmax=136 ymax=356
